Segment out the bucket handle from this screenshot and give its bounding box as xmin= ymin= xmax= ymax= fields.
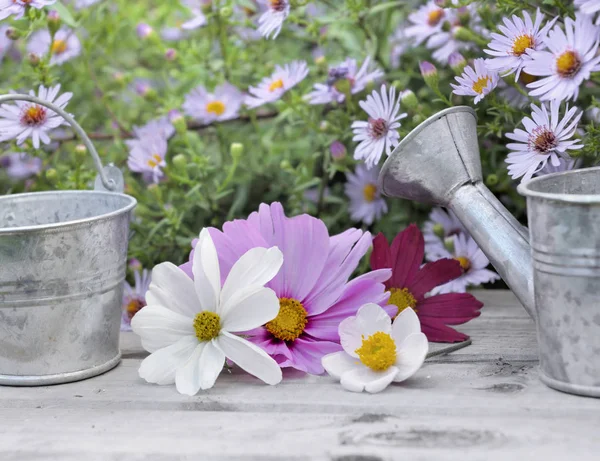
xmin=0 ymin=93 xmax=118 ymax=192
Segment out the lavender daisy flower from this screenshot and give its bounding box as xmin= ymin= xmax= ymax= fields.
xmin=183 ymin=82 xmax=244 ymax=125
xmin=127 ymin=133 xmax=168 ymax=184
xmin=432 ymin=233 xmax=500 ymax=294
xmin=450 ymin=58 xmax=499 ymax=104
xmin=524 ymin=14 xmax=600 ymax=101
xmin=27 ymin=28 xmax=81 ymax=66
xmin=121 ymin=268 xmax=151 ymax=331
xmin=1 ymin=153 xmax=42 ymax=180
xmin=423 ymin=207 xmax=467 ymax=262
xmin=405 ymin=1 xmax=447 ymax=46
xmin=0 ymin=85 xmax=72 ymax=148
xmin=344 ymin=164 xmax=388 ymax=225
xmin=305 ymin=57 xmax=384 ymax=105
xmin=505 ymin=100 xmax=583 ymax=183
xmin=258 ymin=0 xmax=290 ymax=39
xmin=390 ymin=24 xmax=409 ymax=69
xmin=245 ymin=61 xmax=308 ymax=108
xmin=131 ymin=116 xmax=175 ymax=141
xmin=575 ymin=0 xmax=600 ymax=24
xmin=0 ymin=0 xmax=56 ymax=21
xmin=179 ymin=202 xmax=395 ymax=375
xmin=181 ymin=0 xmax=207 ymax=30
xmin=352 ymin=85 xmax=407 ymax=169
xmin=484 ymin=9 xmax=556 ymax=80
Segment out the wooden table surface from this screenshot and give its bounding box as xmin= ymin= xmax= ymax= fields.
xmin=2 ymin=290 xmax=600 ymax=461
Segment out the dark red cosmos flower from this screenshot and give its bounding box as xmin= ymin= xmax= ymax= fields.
xmin=370 ymin=224 xmax=483 ymax=342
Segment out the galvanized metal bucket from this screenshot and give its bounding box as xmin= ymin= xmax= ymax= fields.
xmin=519 ymin=167 xmax=600 ymax=398
xmin=0 ymin=94 xmax=136 ymax=386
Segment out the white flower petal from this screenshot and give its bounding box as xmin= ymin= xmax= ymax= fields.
xmin=146 ymin=262 xmax=198 ymax=318
xmin=391 ymin=307 xmax=421 ymax=344
xmin=138 ymin=335 xmax=199 ymax=385
xmin=394 ymin=332 xmax=429 ymax=382
xmin=131 ymin=305 xmax=194 ymax=353
xmin=220 ymin=287 xmax=280 ymax=333
xmin=215 ymin=331 xmax=282 ymax=385
xmin=175 ymin=343 xmax=206 ymax=396
xmin=192 ymin=229 xmax=222 ymax=313
xmin=322 ymin=351 xmax=361 ymax=380
xmin=340 ymin=366 xmax=398 ymax=393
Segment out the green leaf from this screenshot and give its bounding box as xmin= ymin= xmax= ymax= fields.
xmin=368 ymin=1 xmax=404 ymax=16
xmin=52 ymin=2 xmax=78 ymax=28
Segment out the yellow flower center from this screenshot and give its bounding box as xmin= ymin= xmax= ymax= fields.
xmin=455 ymin=256 xmax=471 ymax=272
xmin=126 ymin=298 xmax=146 ymax=320
xmin=388 ymin=287 xmax=417 ymax=319
xmin=206 ymin=100 xmax=226 ymax=116
xmin=556 ymin=50 xmax=582 ymax=78
xmin=265 ymin=298 xmax=308 ymax=342
xmin=427 ymin=9 xmax=445 ymax=27
xmin=146 ymin=153 xmax=162 ymax=168
xmin=269 ymin=0 xmax=287 ymax=12
xmin=51 ymin=39 xmax=68 ymax=55
xmin=193 ymin=311 xmax=221 ymax=342
xmin=472 ymin=76 xmax=492 ymax=94
xmin=512 ymin=34 xmax=534 ymax=56
xmin=269 ymin=78 xmax=284 ymax=92
xmin=355 ymin=332 xmax=397 ymax=371
xmin=363 ymin=183 xmax=377 ymax=202
xmin=21 ymin=105 xmax=47 ymax=126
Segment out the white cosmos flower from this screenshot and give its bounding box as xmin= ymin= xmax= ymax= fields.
xmin=245 ymin=61 xmax=308 ymax=108
xmin=131 ymin=229 xmax=284 ymax=396
xmin=27 ymin=28 xmax=82 ymax=66
xmin=523 ymin=13 xmax=600 ymax=101
xmin=0 ymin=85 xmax=72 ymax=149
xmin=432 ymin=233 xmax=500 ymax=294
xmin=450 ymin=58 xmax=499 ymax=104
xmin=258 ymin=0 xmax=290 ymax=39
xmin=322 ymin=304 xmax=428 ymax=394
xmin=182 ymin=82 xmax=244 ymax=125
xmin=0 ymin=0 xmax=56 ymax=21
xmin=344 ymin=164 xmax=388 ymax=226
xmin=575 ymin=0 xmax=600 ymax=24
xmin=484 ymin=8 xmax=556 ymax=80
xmin=352 ymin=85 xmax=407 ymax=169
xmin=505 ymin=99 xmax=583 ymax=183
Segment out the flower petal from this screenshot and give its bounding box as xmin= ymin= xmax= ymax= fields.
xmin=192 ymin=229 xmax=222 ymax=313
xmin=338 ymin=303 xmax=391 ymax=357
xmin=370 ymin=232 xmax=392 ymax=272
xmin=146 ymin=262 xmax=198 ymax=318
xmin=220 ymin=287 xmax=280 ymax=333
xmin=131 ymin=305 xmax=195 ymax=353
xmin=219 ymin=246 xmax=283 ymax=317
xmin=215 ymin=331 xmax=282 ymax=385
xmin=394 ymin=332 xmax=428 ymax=382
xmin=174 ymin=343 xmax=205 ymax=395
xmin=391 ymin=307 xmax=421 ymax=345
xmin=138 ymin=335 xmax=199 ymax=385
xmin=408 ymin=258 xmax=463 ymax=300
xmin=322 ymin=351 xmax=360 ymax=380
xmin=390 ymin=224 xmax=424 ymax=288
xmin=340 ymin=366 xmax=398 ymax=393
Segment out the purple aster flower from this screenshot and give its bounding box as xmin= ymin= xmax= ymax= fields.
xmin=126 ymin=132 xmax=168 ymax=184
xmin=179 ymin=202 xmax=395 ymax=375
xmin=121 ymin=268 xmax=151 ymax=331
xmin=137 ymin=23 xmax=154 ymax=39
xmin=1 ymin=152 xmax=42 ymax=180
xmin=0 ymin=0 xmax=56 ymax=21
xmin=0 ymin=84 xmax=72 ymax=148
xmin=27 ymin=28 xmax=82 ymax=66
xmin=183 ymin=82 xmax=244 ymax=125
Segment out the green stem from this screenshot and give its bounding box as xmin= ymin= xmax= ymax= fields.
xmin=426 ymin=339 xmax=472 ymax=359
xmin=316 ymin=150 xmax=331 ymax=217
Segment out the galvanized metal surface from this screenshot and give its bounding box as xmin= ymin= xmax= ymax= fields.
xmin=380 ymin=106 xmax=600 ymax=398
xmin=0 ymin=94 xmax=136 ymax=386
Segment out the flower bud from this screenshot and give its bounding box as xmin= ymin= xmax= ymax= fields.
xmin=45 ymin=168 xmax=58 ymax=184
xmin=280 ymin=159 xmax=292 ymax=170
xmin=136 ymin=23 xmax=154 ymax=39
xmin=457 ymin=7 xmax=471 ymax=26
xmin=444 ymin=236 xmax=455 ymax=253
xmin=165 ymin=48 xmax=177 ymax=61
xmin=485 ymin=174 xmax=499 ymax=187
xmin=412 ymin=114 xmax=425 ymax=125
xmin=333 ymin=78 xmax=352 ymax=95
xmin=230 ymin=142 xmax=244 ymax=159
xmin=28 ymin=53 xmax=41 ymax=67
xmin=6 ymin=27 xmax=21 ymax=40
xmin=147 ymin=183 xmax=163 ymax=201
xmin=219 ymin=6 xmax=233 ymax=18
xmin=399 ymin=89 xmax=418 ymax=111
xmin=329 ymin=141 xmax=346 ymax=160
xmin=47 ymin=10 xmax=61 ymax=35
xmin=74 ymin=144 xmax=87 ymax=159
xmin=441 ymin=20 xmax=452 ymax=33
xmin=169 ymin=109 xmax=187 ymax=134
xmin=128 ymin=258 xmax=142 ymax=271
xmin=448 ymin=52 xmax=467 ymax=75
xmin=314 ymin=55 xmax=326 ymax=66
xmin=172 ymin=154 xmax=187 ymax=171
xmin=419 ymin=61 xmax=439 ymax=89
xmin=433 ymin=223 xmax=445 ymax=239
xmin=319 ymin=120 xmax=329 ymax=132
xmin=453 ymin=26 xmax=478 ymax=43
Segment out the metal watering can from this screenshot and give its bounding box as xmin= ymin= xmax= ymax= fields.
xmin=0 ymin=94 xmax=136 ymax=386
xmin=380 ymin=106 xmax=600 ymax=398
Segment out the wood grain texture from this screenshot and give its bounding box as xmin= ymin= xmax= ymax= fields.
xmin=2 ymin=290 xmax=599 ymax=460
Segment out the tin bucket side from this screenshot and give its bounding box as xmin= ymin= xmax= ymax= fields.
xmin=518 ymin=167 xmax=600 ymax=398
xmin=0 ymin=94 xmax=136 ymax=386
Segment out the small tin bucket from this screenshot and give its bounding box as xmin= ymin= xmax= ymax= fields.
xmin=0 ymin=94 xmax=136 ymax=386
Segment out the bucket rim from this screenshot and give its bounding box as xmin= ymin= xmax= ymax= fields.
xmin=517 ymin=166 xmax=600 ymax=204
xmin=0 ymin=190 xmax=137 ymax=234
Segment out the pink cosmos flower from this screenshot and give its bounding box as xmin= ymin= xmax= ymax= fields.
xmin=370 ymin=225 xmax=484 ymax=343
xmin=180 ymin=202 xmax=395 ymax=374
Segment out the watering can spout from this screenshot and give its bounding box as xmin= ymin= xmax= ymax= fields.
xmin=378 ymin=106 xmax=536 ymax=319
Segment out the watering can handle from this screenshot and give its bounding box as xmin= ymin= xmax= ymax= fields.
xmin=0 ymin=93 xmax=118 ymax=192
